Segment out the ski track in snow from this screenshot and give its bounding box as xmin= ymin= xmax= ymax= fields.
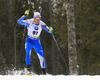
xmin=0 ymin=71 xmax=100 ymax=80
xmin=0 ymin=75 xmax=100 ymax=80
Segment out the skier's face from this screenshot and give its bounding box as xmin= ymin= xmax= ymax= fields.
xmin=34 ymin=18 xmax=41 ymax=24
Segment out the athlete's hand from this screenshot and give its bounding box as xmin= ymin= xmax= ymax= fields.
xmin=49 ymin=27 xmax=53 ymax=32
xmin=24 ymin=10 xmax=29 ymax=16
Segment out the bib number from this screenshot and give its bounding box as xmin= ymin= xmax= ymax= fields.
xmin=33 ymin=31 xmax=38 ymax=35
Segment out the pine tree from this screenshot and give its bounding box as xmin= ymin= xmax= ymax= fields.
xmin=0 ymin=54 xmax=8 ymax=75
xmin=75 ymin=0 xmax=100 ymax=75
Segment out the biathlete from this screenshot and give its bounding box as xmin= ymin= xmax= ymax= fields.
xmin=17 ymin=10 xmax=53 ymax=75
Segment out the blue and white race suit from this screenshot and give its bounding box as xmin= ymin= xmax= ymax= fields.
xmin=17 ymin=15 xmax=51 ymax=68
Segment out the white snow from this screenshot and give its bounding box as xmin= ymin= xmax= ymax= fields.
xmin=0 ymin=75 xmax=100 ymax=80
xmin=0 ymin=70 xmax=100 ymax=80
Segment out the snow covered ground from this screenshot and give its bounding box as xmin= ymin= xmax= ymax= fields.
xmin=0 ymin=75 xmax=100 ymax=80
xmin=0 ymin=70 xmax=100 ymax=80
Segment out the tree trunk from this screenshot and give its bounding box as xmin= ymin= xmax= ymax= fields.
xmin=0 ymin=25 xmax=1 ymax=54
xmin=48 ymin=0 xmax=56 ymax=74
xmin=66 ymin=0 xmax=78 ymax=75
xmin=43 ymin=41 xmax=48 ymax=73
xmin=6 ymin=0 xmax=14 ymax=64
xmin=51 ymin=39 xmax=56 ymax=75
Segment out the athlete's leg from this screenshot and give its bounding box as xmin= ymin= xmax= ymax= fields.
xmin=33 ymin=39 xmax=46 ymax=69
xmin=25 ymin=42 xmax=32 ymax=66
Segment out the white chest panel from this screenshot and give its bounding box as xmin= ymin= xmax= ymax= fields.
xmin=27 ymin=23 xmax=42 ymax=38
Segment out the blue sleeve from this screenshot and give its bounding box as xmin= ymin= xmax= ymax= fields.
xmin=42 ymin=25 xmax=51 ymax=33
xmin=17 ymin=15 xmax=29 ymax=27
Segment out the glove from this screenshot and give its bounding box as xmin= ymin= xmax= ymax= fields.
xmin=24 ymin=10 xmax=29 ymax=16
xmin=49 ymin=27 xmax=53 ymax=32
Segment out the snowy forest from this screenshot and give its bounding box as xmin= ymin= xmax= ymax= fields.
xmin=0 ymin=0 xmax=100 ymax=75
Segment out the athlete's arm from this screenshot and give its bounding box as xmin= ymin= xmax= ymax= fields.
xmin=17 ymin=15 xmax=29 ymax=27
xmin=42 ymin=25 xmax=52 ymax=33
xmin=41 ymin=21 xmax=52 ymax=33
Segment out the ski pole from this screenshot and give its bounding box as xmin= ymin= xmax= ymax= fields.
xmin=51 ymin=33 xmax=69 ymax=71
xmin=19 ymin=15 xmax=28 ymax=68
xmin=19 ymin=0 xmax=32 ymax=68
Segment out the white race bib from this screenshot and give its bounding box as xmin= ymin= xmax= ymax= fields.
xmin=27 ymin=22 xmax=42 ymax=37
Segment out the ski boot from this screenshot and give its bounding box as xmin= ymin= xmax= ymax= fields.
xmin=42 ymin=68 xmax=46 ymax=75
xmin=26 ymin=65 xmax=31 ymax=75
